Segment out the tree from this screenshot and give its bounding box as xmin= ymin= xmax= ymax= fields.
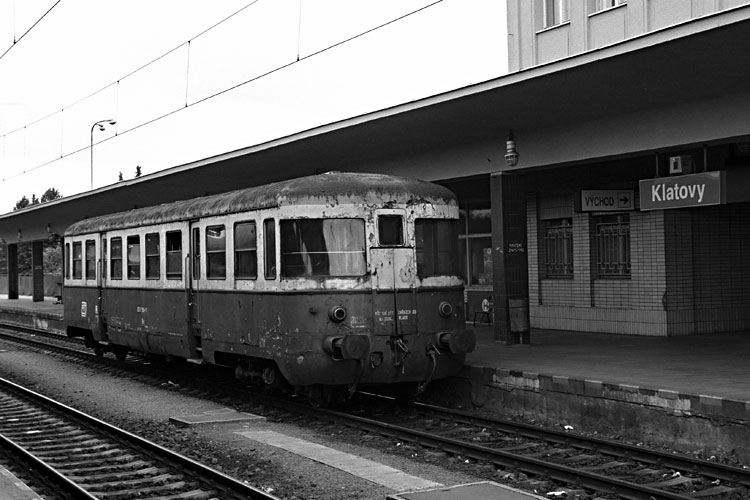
xmin=41 ymin=188 xmax=62 ymax=202
xmin=135 ymin=165 xmax=142 ymax=178
xmin=118 ymin=172 xmax=124 ymax=181
xmin=13 ymin=196 xmax=30 ymax=211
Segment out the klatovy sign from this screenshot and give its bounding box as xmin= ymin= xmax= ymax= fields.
xmin=639 ymin=171 xmax=724 ymax=211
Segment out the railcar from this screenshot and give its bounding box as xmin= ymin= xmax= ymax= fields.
xmin=63 ymin=172 xmax=475 ymax=403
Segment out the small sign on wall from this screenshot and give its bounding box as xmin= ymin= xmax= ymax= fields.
xmin=577 ymin=190 xmax=634 ymax=212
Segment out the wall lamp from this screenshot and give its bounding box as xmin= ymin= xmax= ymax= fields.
xmin=504 ymin=130 xmax=519 ymax=167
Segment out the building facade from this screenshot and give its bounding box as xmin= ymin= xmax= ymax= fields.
xmin=471 ymin=0 xmax=750 ymax=337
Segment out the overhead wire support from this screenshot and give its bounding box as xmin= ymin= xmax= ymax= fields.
xmin=0 ymin=0 xmax=62 ymax=62
xmin=1 ymin=0 xmax=445 ymax=183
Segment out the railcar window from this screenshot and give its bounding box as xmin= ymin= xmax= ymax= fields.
xmin=378 ymin=215 xmax=404 ymax=246
xmin=206 ymin=225 xmax=226 ymax=279
xmin=415 ymin=219 xmax=459 ymax=278
xmin=264 ymin=219 xmax=276 ymax=279
xmin=103 ymin=239 xmax=107 ymax=280
xmin=65 ymin=243 xmax=70 ymax=279
xmin=85 ymin=240 xmax=96 ymax=280
xmin=192 ymin=228 xmax=201 ymax=280
xmin=72 ymin=242 xmax=82 ymax=279
xmin=235 ymin=222 xmax=257 ymax=279
xmin=280 ymin=219 xmax=366 ymax=277
xmin=146 ymin=233 xmax=160 ymax=279
xmin=166 ymin=231 xmax=182 ymax=280
xmin=110 ymin=237 xmax=123 ymax=279
xmin=127 ymin=236 xmax=140 ymax=280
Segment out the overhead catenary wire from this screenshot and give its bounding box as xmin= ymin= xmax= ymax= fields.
xmin=0 ymin=0 xmax=445 ymax=183
xmin=0 ymin=0 xmax=61 ymax=61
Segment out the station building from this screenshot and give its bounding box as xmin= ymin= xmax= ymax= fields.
xmin=1 ymin=1 xmax=750 ymax=342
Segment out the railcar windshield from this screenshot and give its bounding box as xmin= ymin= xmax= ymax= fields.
xmin=280 ymin=219 xmax=366 ymax=277
xmin=415 ymin=219 xmax=459 ymax=278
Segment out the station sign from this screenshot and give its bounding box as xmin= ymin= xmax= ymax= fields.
xmin=639 ymin=171 xmax=724 ymax=211
xmin=578 ymin=189 xmax=634 ymax=212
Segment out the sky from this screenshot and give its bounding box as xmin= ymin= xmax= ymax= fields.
xmin=0 ymin=0 xmax=508 ymax=213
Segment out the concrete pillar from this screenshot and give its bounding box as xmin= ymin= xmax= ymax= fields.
xmin=7 ymin=243 xmax=18 ymax=300
xmin=32 ymin=241 xmax=44 ymax=302
xmin=491 ymin=172 xmax=530 ymax=344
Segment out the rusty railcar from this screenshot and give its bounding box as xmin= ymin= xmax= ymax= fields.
xmin=63 ymin=172 xmax=475 ymax=403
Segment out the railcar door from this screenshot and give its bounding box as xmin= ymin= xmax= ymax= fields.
xmin=370 ymin=212 xmax=417 ymax=337
xmin=187 ymin=224 xmax=203 ymax=360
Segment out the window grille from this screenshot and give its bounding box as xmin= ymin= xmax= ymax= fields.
xmin=595 ymin=214 xmax=630 ymax=277
xmin=543 ymin=218 xmax=573 ymax=278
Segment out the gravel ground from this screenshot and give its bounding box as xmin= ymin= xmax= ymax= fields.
xmin=0 ymin=344 xmax=493 ymax=500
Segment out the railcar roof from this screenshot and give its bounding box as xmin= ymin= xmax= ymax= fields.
xmin=64 ymin=172 xmax=456 ymax=236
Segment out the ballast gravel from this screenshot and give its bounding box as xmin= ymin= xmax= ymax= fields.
xmin=0 ymin=346 xmax=489 ymax=500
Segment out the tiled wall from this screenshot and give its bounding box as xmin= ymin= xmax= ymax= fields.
xmin=528 ymin=191 xmax=750 ymax=336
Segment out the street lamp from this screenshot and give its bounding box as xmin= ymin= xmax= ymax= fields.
xmin=90 ymin=119 xmax=116 ymax=190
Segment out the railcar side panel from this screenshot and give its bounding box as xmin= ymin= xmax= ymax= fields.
xmin=101 ymin=288 xmax=190 ymax=357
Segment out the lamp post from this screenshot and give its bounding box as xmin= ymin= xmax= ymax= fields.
xmin=90 ymin=119 xmax=116 ymax=190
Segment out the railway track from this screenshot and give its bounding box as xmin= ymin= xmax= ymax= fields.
xmin=0 ymin=376 xmax=280 ymax=500
xmin=2 ymin=323 xmax=749 ymax=499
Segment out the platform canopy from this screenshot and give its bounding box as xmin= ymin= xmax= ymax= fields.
xmin=2 ymin=11 xmax=750 ymax=244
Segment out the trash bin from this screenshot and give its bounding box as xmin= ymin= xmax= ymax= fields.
xmin=508 ymin=298 xmax=530 ymax=344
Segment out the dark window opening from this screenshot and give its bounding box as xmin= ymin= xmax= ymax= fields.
xmin=415 ymin=219 xmax=459 ymax=278
xmin=110 ymin=237 xmax=122 ymax=280
xmin=206 ymin=225 xmax=226 ymax=279
xmin=192 ymin=228 xmax=201 ymax=280
xmin=146 ymin=233 xmax=160 ymax=279
xmin=127 ymin=235 xmax=140 ymax=280
xmin=85 ymin=240 xmax=96 ymax=280
xmin=72 ymin=242 xmax=82 ymax=279
xmin=280 ymin=219 xmax=366 ymax=277
xmin=264 ymin=219 xmax=276 ymax=279
xmin=378 ymin=215 xmax=404 ymax=246
xmin=235 ymin=221 xmax=257 ymax=279
xmin=166 ymin=231 xmax=182 ymax=280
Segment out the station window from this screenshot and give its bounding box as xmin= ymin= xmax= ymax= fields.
xmin=415 ymin=219 xmax=459 ymax=279
xmin=72 ymin=242 xmax=82 ymax=279
xmin=543 ymin=218 xmax=573 ymax=278
xmin=458 ymin=205 xmax=492 ymax=286
xmin=594 ymin=214 xmax=630 ymax=277
xmin=146 ymin=233 xmax=160 ymax=279
xmin=541 ymin=0 xmax=569 ymax=28
xmin=280 ymin=219 xmax=366 ymax=277
xmin=85 ymin=240 xmax=96 ymax=280
xmin=65 ymin=243 xmax=70 ymax=279
xmin=110 ymin=237 xmax=123 ymax=279
xmin=206 ymin=225 xmax=226 ymax=279
xmin=166 ymin=231 xmax=182 ymax=280
xmin=378 ymin=215 xmax=404 ymax=246
xmin=235 ymin=222 xmax=257 ymax=279
xmin=264 ymin=219 xmax=276 ymax=279
xmin=127 ymin=235 xmax=140 ymax=280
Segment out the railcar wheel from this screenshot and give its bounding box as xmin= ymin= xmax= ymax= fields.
xmin=113 ymin=345 xmax=128 ymax=362
xmin=261 ymin=365 xmax=288 ymax=393
xmin=308 ymin=385 xmax=334 ymax=408
xmin=93 ymin=346 xmax=104 ymax=357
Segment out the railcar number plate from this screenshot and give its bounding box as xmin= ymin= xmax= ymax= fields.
xmin=81 ymin=302 xmax=87 ymax=317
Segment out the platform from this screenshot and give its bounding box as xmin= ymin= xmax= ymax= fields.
xmin=0 ymin=466 xmax=43 ymax=500
xmin=1 ymin=295 xmax=749 ymax=462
